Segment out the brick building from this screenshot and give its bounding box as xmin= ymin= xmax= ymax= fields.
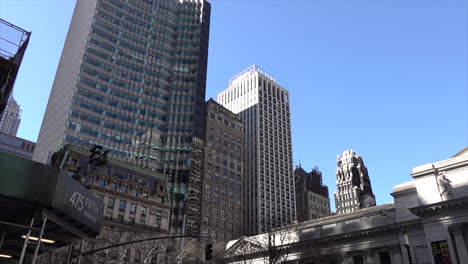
xmin=200 ymin=99 xmax=244 ymax=241
xmin=294 ymin=165 xmax=330 ymax=222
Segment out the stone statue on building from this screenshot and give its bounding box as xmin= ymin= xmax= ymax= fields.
xmin=433 ymin=164 xmax=452 ymax=200
xmin=438 ymin=174 xmax=452 ymax=196
xmin=335 ymin=150 xmax=376 ymax=214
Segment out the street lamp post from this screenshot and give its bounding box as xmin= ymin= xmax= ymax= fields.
xmin=378 ymin=210 xmax=413 ymax=264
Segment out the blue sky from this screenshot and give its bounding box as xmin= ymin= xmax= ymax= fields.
xmin=1 ymin=0 xmax=466 ymax=210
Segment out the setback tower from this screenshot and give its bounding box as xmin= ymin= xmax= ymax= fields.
xmin=218 ymin=65 xmax=295 ymax=235
xmin=0 ymin=97 xmax=21 ymax=136
xmin=335 ymin=149 xmax=376 ymax=214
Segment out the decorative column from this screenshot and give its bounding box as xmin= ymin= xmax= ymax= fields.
xmin=450 ymin=224 xmax=468 ymax=263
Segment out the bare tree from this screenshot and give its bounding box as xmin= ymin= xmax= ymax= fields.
xmin=294 ymin=241 xmax=346 ymax=264
xmin=225 ymin=228 xmax=299 ymax=264
xmin=164 ymin=237 xmax=204 ymax=263
xmin=258 ymin=229 xmax=298 ymax=264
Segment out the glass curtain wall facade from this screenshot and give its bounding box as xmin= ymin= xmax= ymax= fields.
xmin=33 ymin=0 xmax=210 ymax=234
xmin=218 ymin=65 xmax=296 ymax=235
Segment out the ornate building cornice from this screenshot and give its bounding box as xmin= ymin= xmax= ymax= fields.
xmin=409 ymin=196 xmax=468 ymax=217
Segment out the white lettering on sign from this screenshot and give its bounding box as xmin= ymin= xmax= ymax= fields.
xmin=68 ymin=192 xmax=100 ymax=223
xmin=69 ymin=192 xmax=84 ymax=211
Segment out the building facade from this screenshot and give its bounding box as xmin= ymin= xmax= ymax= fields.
xmin=32 ymin=0 xmax=211 ymax=234
xmin=294 ymin=165 xmax=330 ymax=222
xmin=48 ymin=144 xmax=171 ymax=263
xmin=225 ymin=147 xmax=468 ymax=264
xmin=52 ymin=144 xmax=171 ymax=233
xmin=335 ymin=149 xmax=376 ymax=214
xmin=0 ymin=97 xmax=21 ymax=136
xmin=218 ymin=65 xmax=296 ymax=235
xmin=200 ymin=99 xmax=244 ymax=241
xmin=0 ymin=19 xmax=30 ymax=118
xmin=0 ymin=132 xmax=35 ymax=159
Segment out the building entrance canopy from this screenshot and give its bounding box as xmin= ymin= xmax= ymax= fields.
xmin=0 ymin=152 xmax=104 ymax=259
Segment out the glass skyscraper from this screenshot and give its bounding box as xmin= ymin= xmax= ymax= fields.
xmin=34 ymin=0 xmax=210 ymax=167
xmin=33 ymin=0 xmax=210 ymax=233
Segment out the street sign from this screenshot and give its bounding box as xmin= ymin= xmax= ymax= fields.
xmin=52 ymin=171 xmax=104 ymax=234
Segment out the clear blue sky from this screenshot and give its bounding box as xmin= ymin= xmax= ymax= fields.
xmin=1 ymin=0 xmax=466 ymax=210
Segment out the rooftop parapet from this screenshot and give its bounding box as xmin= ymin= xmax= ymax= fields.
xmin=229 ymin=64 xmax=276 ymax=86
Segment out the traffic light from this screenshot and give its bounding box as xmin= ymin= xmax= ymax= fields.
xmin=205 ymin=243 xmax=213 ymax=260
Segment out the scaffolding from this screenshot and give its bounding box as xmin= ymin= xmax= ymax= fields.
xmin=0 ymin=152 xmax=104 ymax=262
xmin=0 ymin=18 xmax=30 ymax=117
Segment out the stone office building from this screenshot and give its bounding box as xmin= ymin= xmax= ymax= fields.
xmin=0 ymin=97 xmax=21 ymax=136
xmin=335 ymin=150 xmax=376 ymax=214
xmin=48 ymin=144 xmax=171 ymax=263
xmin=218 ymin=65 xmax=296 ymax=235
xmin=200 ymin=99 xmax=244 ymax=241
xmin=294 ymin=165 xmax=330 ymax=222
xmin=225 ymin=147 xmax=468 ymax=264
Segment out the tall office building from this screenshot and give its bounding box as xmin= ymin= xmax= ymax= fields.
xmin=218 ymin=65 xmax=295 ymax=235
xmin=0 ymin=97 xmax=21 ymax=136
xmin=33 ymin=0 xmax=210 ymax=234
xmin=294 ymin=165 xmax=330 ymax=222
xmin=200 ymin=99 xmax=244 ymax=241
xmin=335 ymin=149 xmax=376 ymax=214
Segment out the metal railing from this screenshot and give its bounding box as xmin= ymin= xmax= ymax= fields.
xmin=229 ymin=65 xmax=276 ymax=86
xmin=0 ymin=18 xmax=30 ymax=60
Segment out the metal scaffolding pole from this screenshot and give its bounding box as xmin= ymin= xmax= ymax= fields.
xmin=19 ymin=217 xmax=35 ymax=264
xmin=76 ymin=240 xmax=84 ymax=264
xmin=0 ymin=230 xmax=5 ymax=251
xmin=66 ymin=243 xmax=74 ymax=264
xmin=31 ymin=215 xmax=47 ymax=264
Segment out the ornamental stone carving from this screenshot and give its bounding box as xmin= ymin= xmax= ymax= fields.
xmin=432 ymin=164 xmax=453 ymax=200
xmin=335 ymin=150 xmax=376 ymax=214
